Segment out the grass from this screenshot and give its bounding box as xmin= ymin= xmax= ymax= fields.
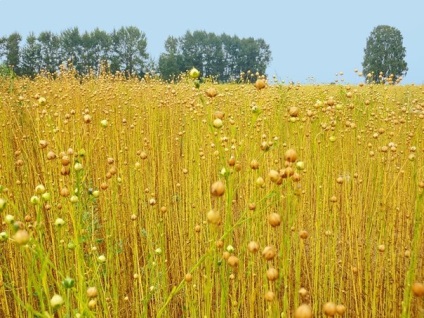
xmin=0 ymin=71 xmax=423 ymax=317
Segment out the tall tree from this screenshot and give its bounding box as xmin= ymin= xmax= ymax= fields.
xmin=80 ymin=28 xmax=112 ymax=75
xmin=5 ymin=32 xmax=22 ymax=73
xmin=158 ymin=31 xmax=271 ymax=82
xmin=0 ymin=36 xmax=6 ymax=62
xmin=362 ymin=25 xmax=408 ymax=83
xmin=159 ymin=36 xmax=185 ymax=81
xmin=20 ymin=33 xmax=42 ymax=76
xmin=221 ymin=34 xmax=241 ymax=81
xmin=111 ymin=26 xmax=148 ymax=76
xmin=38 ymin=31 xmax=61 ymax=73
xmin=60 ymin=27 xmax=82 ymax=72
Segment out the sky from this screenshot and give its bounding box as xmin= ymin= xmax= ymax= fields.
xmin=0 ymin=0 xmax=423 ymax=84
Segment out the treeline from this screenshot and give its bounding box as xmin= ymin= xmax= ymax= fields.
xmin=0 ymin=26 xmax=149 ymax=77
xmin=0 ymin=27 xmax=271 ymax=82
xmin=159 ymin=31 xmax=271 ymax=82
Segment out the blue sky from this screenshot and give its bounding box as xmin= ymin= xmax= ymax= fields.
xmin=1 ymin=0 xmax=423 ymax=84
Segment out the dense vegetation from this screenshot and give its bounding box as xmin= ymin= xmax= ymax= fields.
xmin=0 ymin=27 xmax=271 ymax=82
xmin=362 ymin=25 xmax=408 ymax=84
xmin=0 ymin=71 xmax=423 ymax=317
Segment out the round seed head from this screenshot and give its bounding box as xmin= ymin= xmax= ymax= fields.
xmin=247 ymin=241 xmax=259 ymax=253
xmin=336 ymin=304 xmax=347 ymax=315
xmin=210 ymin=180 xmax=225 ymax=197
xmin=50 ymin=294 xmax=64 ymax=308
xmin=299 ymin=230 xmax=309 ymax=240
xmin=227 ymin=255 xmax=239 ymax=267
xmin=412 ymin=282 xmax=424 ymax=297
xmin=285 ymin=149 xmax=298 ymax=162
xmin=266 ymin=268 xmax=279 ymax=281
xmin=184 ymin=273 xmax=193 ymax=282
xmin=294 ymin=304 xmax=313 ymax=318
xmin=262 ymin=246 xmax=277 ymax=261
xmin=206 ymin=210 xmax=221 ymax=224
xmin=268 ymin=213 xmax=281 ymax=227
xmin=264 ymin=290 xmax=275 ymax=302
xmin=13 ymin=229 xmax=30 ymax=245
xmin=323 ymin=302 xmax=337 ymax=316
xmin=86 ymin=286 xmax=98 ymax=298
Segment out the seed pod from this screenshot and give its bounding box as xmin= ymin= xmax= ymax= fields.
xmin=47 ymin=151 xmax=57 ymax=160
xmin=255 ymin=79 xmax=266 ymax=90
xmin=184 ymin=273 xmax=193 ymax=283
xmin=298 ymin=287 xmax=308 ymax=297
xmin=292 ymin=172 xmax=301 ymax=182
xmin=250 ymin=160 xmax=259 ymax=169
xmin=266 ymin=268 xmax=279 ymax=281
xmin=247 ymin=241 xmax=259 ymax=253
xmin=289 ymin=106 xmax=299 ymax=117
xmin=211 ymin=181 xmax=225 ymax=197
xmin=88 ymin=299 xmax=97 ymax=309
xmin=268 ymin=170 xmax=280 ymax=183
xmin=13 ymin=229 xmax=30 ymax=245
xmin=285 ymin=149 xmax=297 ymax=162
xmin=50 ymin=294 xmax=64 ymax=308
xmin=262 ymin=246 xmax=277 ymax=261
xmin=213 ymin=118 xmax=223 ymax=128
xmin=227 ymin=255 xmax=239 ymax=267
xmin=336 ymin=304 xmax=347 ymax=315
xmin=39 ymin=140 xmax=48 ymax=149
xmin=268 ymin=213 xmax=281 ymax=227
xmin=60 ymin=187 xmax=70 ymax=197
xmin=86 ymin=286 xmax=98 ymax=298
xmin=61 ymin=155 xmax=71 ymax=166
xmin=264 ymin=291 xmax=275 ymax=302
xmin=206 ymin=209 xmax=221 ymax=224
xmin=412 ymin=282 xmax=424 ymax=297
xmin=205 ymin=87 xmax=218 ymax=98
xmin=83 ymin=114 xmax=92 ymax=123
xmin=299 ymin=230 xmax=309 ymax=240
xmin=294 ymin=304 xmax=312 ymax=318
xmin=323 ymin=302 xmax=337 ymax=316
xmin=214 ymin=110 xmax=225 ymax=119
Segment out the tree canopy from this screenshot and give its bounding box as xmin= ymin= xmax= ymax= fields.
xmin=362 ymin=25 xmax=408 ymax=84
xmin=159 ymin=31 xmax=272 ymax=82
xmin=0 ymin=26 xmax=150 ymax=77
xmin=0 ymin=27 xmax=271 ymax=81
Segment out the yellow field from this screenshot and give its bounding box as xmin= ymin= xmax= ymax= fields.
xmin=0 ymin=72 xmax=423 ymax=317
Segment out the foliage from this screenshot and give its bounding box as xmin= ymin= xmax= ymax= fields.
xmin=158 ymin=31 xmax=272 ymax=82
xmin=0 ymin=27 xmax=272 ymax=81
xmin=110 ymin=26 xmax=149 ymax=77
xmin=362 ymin=25 xmax=408 ymax=84
xmin=1 ymin=26 xmax=150 ymax=77
xmin=0 ymin=63 xmax=15 ymax=78
xmin=3 ymin=33 xmax=22 ymax=74
xmin=20 ymin=33 xmax=42 ymax=77
xmin=0 ymin=75 xmax=423 ymax=317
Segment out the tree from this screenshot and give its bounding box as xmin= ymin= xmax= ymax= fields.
xmin=158 ymin=31 xmax=272 ymax=82
xmin=362 ymin=25 xmax=408 ymax=83
xmin=110 ymin=26 xmax=149 ymax=76
xmin=0 ymin=36 xmax=6 ymax=61
xmin=38 ymin=31 xmax=61 ymax=73
xmin=5 ymin=32 xmax=22 ymax=73
xmin=180 ymin=31 xmax=225 ymax=79
xmin=159 ymin=36 xmax=185 ymax=81
xmin=60 ymin=27 xmax=83 ymax=72
xmin=80 ymin=28 xmax=112 ymax=75
xmin=20 ymin=33 xmax=42 ymax=77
